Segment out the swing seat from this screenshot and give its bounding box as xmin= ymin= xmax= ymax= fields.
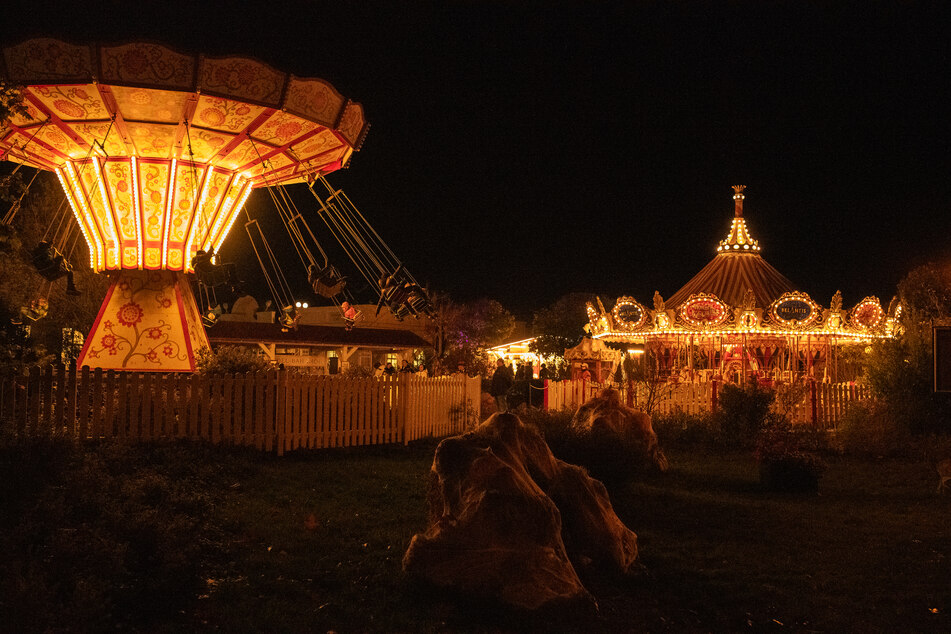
xmin=31 ymin=243 xmax=69 ymax=282
xmin=313 ymin=278 xmax=347 ymax=298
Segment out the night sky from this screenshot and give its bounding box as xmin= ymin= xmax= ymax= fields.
xmin=3 ymin=0 xmax=949 ymax=319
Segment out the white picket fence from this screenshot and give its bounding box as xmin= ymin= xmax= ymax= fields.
xmin=543 ymin=379 xmax=871 ymax=429
xmin=0 ymin=365 xmax=482 ymax=455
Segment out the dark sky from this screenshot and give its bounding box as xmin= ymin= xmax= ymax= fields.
xmin=3 ymin=0 xmax=950 ymax=319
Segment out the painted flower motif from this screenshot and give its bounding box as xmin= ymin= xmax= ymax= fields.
xmin=123 ymin=49 xmax=150 ymax=75
xmin=101 ymin=334 xmax=116 ymax=348
xmin=118 ymin=280 xmax=130 ymax=291
xmin=103 ymin=320 xmax=114 ymax=329
xmin=117 ymin=302 xmax=144 ymax=328
xmin=163 ymin=344 xmax=174 ymax=357
xmin=72 ymin=88 xmax=88 ymax=100
xmin=276 ymin=121 xmax=303 ymax=140
xmin=108 ymin=346 xmax=119 ymax=356
xmin=117 ymin=179 xmax=128 ymax=193
xmin=53 ymin=99 xmax=84 ymax=118
xmin=150 ymin=191 xmax=162 ymax=204
xmin=160 ymin=298 xmax=173 ymax=309
xmin=147 ymin=327 xmax=163 ymax=339
xmin=87 ymin=349 xmax=100 ymax=359
xmin=236 ymin=105 xmax=251 ymax=116
xmin=147 ymin=350 xmax=159 ymax=363
xmin=200 ymin=108 xmax=226 ymax=127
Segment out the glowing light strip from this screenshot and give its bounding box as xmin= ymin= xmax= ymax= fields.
xmin=184 ymin=165 xmax=214 ymax=273
xmin=64 ymin=162 xmax=105 ymax=271
xmin=214 ymin=179 xmax=253 ymax=249
xmin=130 ymin=156 xmax=143 ymax=268
xmin=92 ymin=158 xmax=120 ymax=268
xmin=56 ymin=167 xmax=99 ymax=270
xmin=593 ymin=329 xmax=890 ymax=340
xmin=204 ymin=175 xmax=243 ymax=252
xmin=161 ymin=158 xmax=178 ymax=269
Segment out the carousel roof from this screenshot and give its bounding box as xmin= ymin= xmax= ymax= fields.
xmin=665 ymin=186 xmax=797 ymax=310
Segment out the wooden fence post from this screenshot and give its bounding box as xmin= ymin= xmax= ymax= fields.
xmin=810 ymin=379 xmax=818 ymax=425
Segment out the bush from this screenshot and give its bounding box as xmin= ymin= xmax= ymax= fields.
xmin=523 ymin=407 xmax=656 ymax=490
xmin=836 ymin=400 xmax=912 ymax=457
xmin=0 ymin=439 xmax=252 ymax=632
xmin=715 ymin=383 xmax=776 ymax=447
xmin=196 ymin=345 xmax=271 ymax=375
xmin=652 ymin=410 xmax=718 ymax=447
xmin=754 ymin=415 xmax=826 ymax=493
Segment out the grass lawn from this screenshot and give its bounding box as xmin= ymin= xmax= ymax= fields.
xmin=2 ymin=439 xmax=949 ymax=632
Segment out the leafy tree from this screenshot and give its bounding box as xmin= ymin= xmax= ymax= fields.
xmin=0 ymin=178 xmax=108 ymax=370
xmin=423 ymin=293 xmax=514 ymax=376
xmin=863 ymin=261 xmax=951 ymax=433
xmin=530 ymin=292 xmax=594 ymax=362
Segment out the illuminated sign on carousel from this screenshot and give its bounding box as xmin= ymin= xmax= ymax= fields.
xmin=679 ymin=293 xmax=728 ymax=327
xmin=769 ymin=292 xmax=820 ymax=328
xmin=850 ymin=296 xmax=885 ymax=331
xmin=612 ymin=297 xmax=647 ymax=331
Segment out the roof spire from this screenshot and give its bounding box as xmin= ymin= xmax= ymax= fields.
xmin=717 ymin=185 xmax=760 ymax=253
xmin=732 ymin=185 xmax=746 ymax=217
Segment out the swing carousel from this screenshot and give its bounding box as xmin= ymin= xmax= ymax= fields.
xmin=0 ymin=38 xmax=370 ymax=371
xmin=584 ymin=186 xmax=900 ymax=384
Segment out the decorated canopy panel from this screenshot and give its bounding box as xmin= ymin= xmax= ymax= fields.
xmin=1 ymin=38 xmax=369 ymax=272
xmin=666 ymin=251 xmax=798 ymax=310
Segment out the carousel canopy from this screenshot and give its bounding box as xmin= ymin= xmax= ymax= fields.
xmin=0 ymin=38 xmax=368 ymax=272
xmin=666 ymin=185 xmax=797 ymax=310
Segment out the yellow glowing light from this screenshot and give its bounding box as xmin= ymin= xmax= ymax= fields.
xmin=184 ymin=165 xmax=214 ymax=272
xmin=57 ymin=167 xmax=98 ymax=270
xmin=92 ymin=158 xmax=120 ymax=268
xmin=216 ymin=179 xmax=253 ymax=247
xmin=161 ymin=158 xmax=178 ymax=269
xmin=204 ymin=175 xmax=242 ymax=252
xmin=64 ymin=162 xmax=105 ymax=271
xmin=130 ymin=156 xmax=144 ymax=268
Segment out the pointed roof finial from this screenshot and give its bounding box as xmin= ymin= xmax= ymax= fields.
xmin=717 ymin=185 xmax=760 ymax=254
xmin=732 ymin=185 xmax=746 ymax=217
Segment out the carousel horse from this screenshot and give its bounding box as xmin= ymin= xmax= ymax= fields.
xmin=307 ymin=263 xmax=347 ymax=298
xmin=30 ymin=241 xmax=80 ymax=295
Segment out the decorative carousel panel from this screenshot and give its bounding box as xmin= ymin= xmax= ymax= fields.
xmin=28 ymin=84 xmax=108 ymax=121
xmin=109 ymin=85 xmax=191 ymax=124
xmin=128 ymin=122 xmax=178 ymax=158
xmin=850 ymin=297 xmax=884 ymax=332
xmin=679 ymin=293 xmax=729 ymax=328
xmin=612 ymin=297 xmax=648 ymax=331
xmin=77 ymin=271 xmax=208 ymax=372
xmin=34 ymin=124 xmax=82 ymax=160
xmin=2 ymin=38 xmax=95 ymax=82
xmin=99 ymin=43 xmax=196 ymax=90
xmin=769 ymin=291 xmax=820 ymax=329
xmin=337 ymin=101 xmax=368 ymax=147
xmin=199 ymin=56 xmax=286 ymax=106
xmin=71 ymin=121 xmax=128 ymax=157
xmin=193 ymin=95 xmax=267 ymax=135
xmin=254 ymin=110 xmax=321 ymax=147
xmin=284 ymin=76 xmax=347 ymax=127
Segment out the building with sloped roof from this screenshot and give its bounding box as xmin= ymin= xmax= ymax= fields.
xmin=206 ymin=303 xmax=430 ymax=373
xmin=585 ymin=187 xmax=898 ymax=384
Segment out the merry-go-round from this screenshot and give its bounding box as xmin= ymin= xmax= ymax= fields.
xmin=584 ymin=186 xmax=899 ymax=386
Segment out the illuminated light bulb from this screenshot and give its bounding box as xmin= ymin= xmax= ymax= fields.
xmin=302 ymin=302 xmax=308 ymax=308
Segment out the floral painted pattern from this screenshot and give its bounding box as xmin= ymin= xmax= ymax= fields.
xmin=79 ymin=270 xmax=208 ymax=371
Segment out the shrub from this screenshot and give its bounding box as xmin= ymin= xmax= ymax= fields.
xmin=196 ymin=345 xmax=271 ymax=375
xmin=715 ymin=382 xmax=776 ymax=447
xmin=0 ymin=440 xmax=252 ymax=632
xmin=836 ymin=399 xmax=912 ymax=457
xmin=754 ymin=415 xmax=826 ymax=493
xmin=522 ymin=407 xmax=657 ymax=490
xmin=652 ymin=410 xmax=718 ymax=447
